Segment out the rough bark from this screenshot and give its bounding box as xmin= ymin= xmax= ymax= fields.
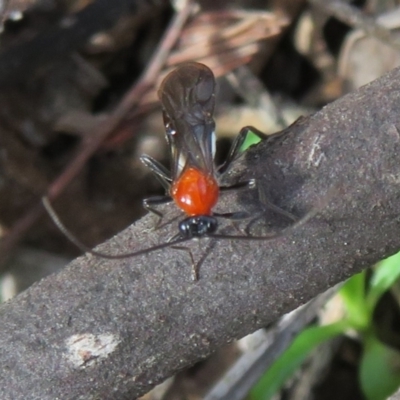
xmin=1 ymin=66 xmax=400 ymax=399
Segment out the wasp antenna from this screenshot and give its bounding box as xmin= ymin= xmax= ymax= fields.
xmin=42 ymin=196 xmax=95 ymax=254
xmin=41 ymin=196 xmax=189 ymax=260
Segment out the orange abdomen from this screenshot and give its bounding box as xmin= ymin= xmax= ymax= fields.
xmin=171 ymin=167 xmax=219 ymax=216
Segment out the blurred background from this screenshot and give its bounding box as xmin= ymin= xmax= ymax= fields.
xmin=1 ymin=0 xmax=400 ymax=399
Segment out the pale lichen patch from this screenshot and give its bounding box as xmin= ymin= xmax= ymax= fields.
xmin=65 ymin=333 xmax=121 ymax=368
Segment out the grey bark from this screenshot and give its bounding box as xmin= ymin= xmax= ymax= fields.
xmin=1 ymin=66 xmax=400 ymax=399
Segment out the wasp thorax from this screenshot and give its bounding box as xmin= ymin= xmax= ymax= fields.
xmin=179 ymin=216 xmax=218 ymax=238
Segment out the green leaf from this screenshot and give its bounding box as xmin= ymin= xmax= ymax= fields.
xmin=368 ymin=251 xmax=400 ymax=310
xmin=240 ymin=130 xmax=263 ymax=152
xmin=360 ymin=333 xmax=400 ymax=400
xmin=339 ymin=271 xmax=369 ymax=330
xmin=250 ymin=321 xmax=349 ymax=400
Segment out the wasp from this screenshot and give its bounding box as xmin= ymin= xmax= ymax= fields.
xmin=44 ymin=62 xmax=317 ymax=280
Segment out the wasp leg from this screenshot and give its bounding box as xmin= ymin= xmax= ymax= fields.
xmin=219 ymin=177 xmax=296 ymax=223
xmin=140 ymin=155 xmax=172 ymax=192
xmin=257 ymin=184 xmax=297 ymax=222
xmin=218 ymin=126 xmax=268 ymax=174
xmin=217 ymin=179 xmax=257 ymax=221
xmin=243 ymin=190 xmax=298 ymax=235
xmin=172 ymin=238 xmax=217 ymax=281
xmin=140 ymin=154 xmax=175 ymax=229
xmin=220 ymin=178 xmax=256 ymax=192
xmin=213 ymin=180 xmax=256 ymax=221
xmin=143 ymin=195 xmax=174 ymax=229
xmin=219 ymin=118 xmax=307 ymax=175
xmin=171 ymin=245 xmax=198 ymax=281
xmin=213 ymin=211 xmax=251 ymax=220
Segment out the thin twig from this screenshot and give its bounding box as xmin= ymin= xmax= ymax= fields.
xmin=309 ymin=0 xmax=400 ymax=51
xmin=0 ymin=0 xmax=10 ymax=28
xmin=226 ymin=66 xmax=287 ymax=129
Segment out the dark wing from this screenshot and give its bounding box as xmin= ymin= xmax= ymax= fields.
xmin=158 ymin=62 xmax=216 ymax=180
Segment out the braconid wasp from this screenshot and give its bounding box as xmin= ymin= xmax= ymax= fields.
xmin=43 ymin=62 xmax=321 ymax=280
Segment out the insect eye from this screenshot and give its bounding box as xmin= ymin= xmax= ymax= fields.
xmin=195 ymin=77 xmax=214 ymax=104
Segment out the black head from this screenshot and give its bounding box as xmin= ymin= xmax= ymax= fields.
xmin=179 ymin=215 xmax=218 ymax=239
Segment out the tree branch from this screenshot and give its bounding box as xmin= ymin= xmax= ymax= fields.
xmin=1 ymin=66 xmax=400 ymax=399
